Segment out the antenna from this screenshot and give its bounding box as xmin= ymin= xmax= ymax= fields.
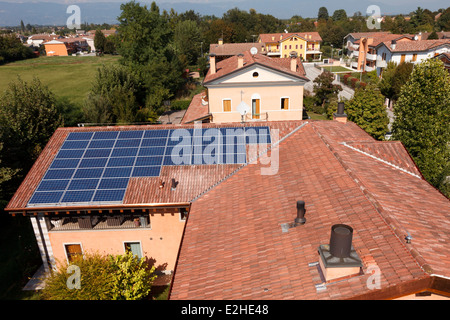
xmin=250 ymin=47 xmax=258 ymax=55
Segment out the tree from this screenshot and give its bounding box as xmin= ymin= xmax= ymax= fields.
xmin=94 ymin=29 xmax=106 ymax=53
xmin=0 ymin=34 xmax=34 ymax=64
xmin=174 ymin=19 xmax=202 ymax=66
xmin=313 ymin=71 xmax=342 ymax=112
xmin=379 ymin=62 xmax=414 ymax=105
xmin=346 ymin=84 xmax=389 ymax=140
xmin=332 ymin=9 xmax=347 ymax=21
xmin=378 ymin=61 xmax=397 ymax=106
xmin=318 ymin=7 xmax=329 ymax=20
xmin=41 ymin=252 xmax=157 ymax=300
xmin=427 ymin=31 xmax=439 ymax=40
xmin=392 ymin=59 xmax=450 ymax=196
xmin=116 ymin=1 xmax=185 ymax=110
xmin=83 ymin=64 xmax=145 ymax=124
xmin=0 ymin=77 xmax=62 ymax=172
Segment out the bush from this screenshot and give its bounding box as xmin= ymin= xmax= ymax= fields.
xmin=170 ymin=99 xmax=191 ymax=111
xmin=41 ymin=251 xmax=157 ymax=300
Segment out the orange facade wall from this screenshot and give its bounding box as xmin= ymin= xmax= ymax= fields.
xmin=48 ymin=212 xmax=186 ymax=272
xmin=45 ymin=43 xmax=68 ymax=56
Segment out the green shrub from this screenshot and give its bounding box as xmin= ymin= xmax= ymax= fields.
xmin=41 ymin=251 xmax=157 ymax=300
xmin=170 ymin=99 xmax=191 ymax=111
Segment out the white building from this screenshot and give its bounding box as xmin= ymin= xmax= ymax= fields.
xmin=375 ymin=38 xmax=450 ymax=75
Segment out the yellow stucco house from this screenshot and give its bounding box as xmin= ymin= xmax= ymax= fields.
xmin=258 ymin=32 xmax=322 ymax=61
xmin=182 ymin=50 xmax=309 ymax=124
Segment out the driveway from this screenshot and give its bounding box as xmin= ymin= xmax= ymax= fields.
xmin=303 ymin=63 xmax=354 ymax=101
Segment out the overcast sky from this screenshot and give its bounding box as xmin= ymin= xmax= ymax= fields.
xmin=0 ymin=0 xmax=448 ymax=26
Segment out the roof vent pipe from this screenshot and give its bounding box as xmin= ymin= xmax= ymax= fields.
xmin=294 ymin=200 xmax=306 ymax=225
xmin=329 ymin=224 xmax=353 ymax=258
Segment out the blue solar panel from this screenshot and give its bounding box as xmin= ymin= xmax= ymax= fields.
xmin=111 ymin=148 xmax=139 ymax=157
xmin=50 ymin=159 xmax=80 ymax=169
xmin=62 ymin=190 xmax=94 ymax=203
xmin=138 ymin=147 xmax=165 ymax=156
xmin=67 ymin=179 xmax=99 ymax=190
xmin=37 ymin=180 xmax=70 ymax=191
xmin=88 ymin=139 xmax=116 ymax=149
xmin=93 ymin=189 xmax=126 ymax=202
xmin=92 ymin=131 xmax=118 ymax=140
xmin=73 ymin=168 xmax=104 ymax=179
xmin=135 ymin=156 xmax=163 ymax=166
xmin=107 ymin=157 xmax=135 ymax=167
xmin=84 ymin=149 xmax=112 ymax=158
xmin=29 ymin=191 xmax=63 ymax=204
xmin=66 ymin=132 xmax=93 ymax=141
xmin=132 ymin=166 xmax=161 ymax=177
xmin=29 ymin=126 xmax=271 ymax=206
xmin=79 ymin=158 xmax=108 ymax=168
xmin=118 ymin=130 xmax=144 ymax=139
xmin=103 ymin=167 xmax=133 ymax=178
xmin=44 ymin=169 xmax=75 ymax=180
xmin=98 ymin=178 xmax=129 ymax=189
xmin=141 ymin=138 xmax=167 ymax=147
xmin=56 ymin=149 xmax=85 ymax=159
xmin=144 ymin=130 xmax=169 ymax=138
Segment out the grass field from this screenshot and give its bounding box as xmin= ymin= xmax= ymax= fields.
xmin=0 ymin=55 xmax=120 ymax=108
xmin=321 ymin=66 xmax=354 ymax=73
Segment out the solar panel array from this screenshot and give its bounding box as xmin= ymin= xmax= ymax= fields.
xmin=28 ymin=127 xmax=271 ymax=206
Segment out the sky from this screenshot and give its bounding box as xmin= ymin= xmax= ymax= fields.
xmin=0 ymin=0 xmax=448 ymax=26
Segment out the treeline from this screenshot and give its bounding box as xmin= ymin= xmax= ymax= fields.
xmin=0 ymin=34 xmax=34 ymax=64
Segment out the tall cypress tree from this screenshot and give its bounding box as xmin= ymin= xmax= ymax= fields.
xmin=392 ymin=59 xmax=450 ymax=196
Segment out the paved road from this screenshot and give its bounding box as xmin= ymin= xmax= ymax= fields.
xmin=303 ymin=63 xmax=354 ymax=101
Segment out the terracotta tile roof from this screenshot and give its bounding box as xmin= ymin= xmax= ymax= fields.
xmin=209 ymin=42 xmax=266 ymax=56
xmin=204 ymin=51 xmax=308 ymax=84
xmin=382 ymin=39 xmax=450 ymax=52
xmin=169 ymin=120 xmax=450 ymax=300
xmin=259 ymin=32 xmax=322 ymax=43
xmin=181 ymin=93 xmax=210 ymax=124
xmin=345 ymin=32 xmax=391 ymax=40
xmin=354 ymin=34 xmax=412 ymax=47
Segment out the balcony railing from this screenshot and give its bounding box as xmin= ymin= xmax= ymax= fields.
xmin=48 ymin=215 xmax=151 ymax=231
xmin=376 ymin=59 xmax=387 ymax=68
xmin=366 ymin=53 xmax=377 ymax=61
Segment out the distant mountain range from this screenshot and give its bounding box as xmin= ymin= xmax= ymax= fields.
xmin=0 ymin=1 xmax=447 ymax=27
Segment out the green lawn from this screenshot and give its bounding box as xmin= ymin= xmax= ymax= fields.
xmin=321 ymin=66 xmax=353 ymax=73
xmin=0 ymin=55 xmax=120 ymax=108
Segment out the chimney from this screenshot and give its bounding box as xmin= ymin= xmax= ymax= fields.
xmin=318 ymin=224 xmax=363 ymax=282
xmin=281 ymin=200 xmax=307 ymax=232
xmin=294 ymin=200 xmax=306 ymax=225
xmin=290 ymin=52 xmax=298 ymax=72
xmin=237 ymin=53 xmax=244 ymax=68
xmin=218 ymin=38 xmax=223 ymax=45
xmin=390 ymin=39 xmax=397 ymax=50
xmin=333 ymin=102 xmax=347 ymax=123
xmin=171 ymin=178 xmax=178 ymax=191
xmin=209 ymin=54 xmax=216 ymax=75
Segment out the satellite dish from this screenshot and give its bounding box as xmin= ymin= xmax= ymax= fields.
xmin=250 ymin=47 xmax=258 ymax=55
xmin=237 ymin=101 xmax=250 ymax=116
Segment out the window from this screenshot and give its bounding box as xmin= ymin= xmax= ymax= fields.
xmin=285 ymin=45 xmax=287 ymax=49
xmin=253 ymin=72 xmax=259 ymax=78
xmin=296 ymin=45 xmax=298 ymax=49
xmin=400 ymin=54 xmax=406 ymax=63
xmin=65 ymin=244 xmax=83 ymax=263
xmin=300 ymin=44 xmax=303 ymax=49
xmin=412 ymin=54 xmax=417 ymax=62
xmin=281 ymin=98 xmax=289 ymax=110
xmin=124 ymin=242 xmax=142 ymax=259
xmin=223 ymin=99 xmax=231 ymax=112
xmin=289 ymin=45 xmax=292 ymax=49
